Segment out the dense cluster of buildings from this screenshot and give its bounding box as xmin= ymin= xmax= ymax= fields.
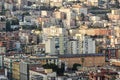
xmin=0 ymin=0 xmax=120 ymax=80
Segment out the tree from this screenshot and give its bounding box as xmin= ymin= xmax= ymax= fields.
xmin=22 ymin=12 xmax=30 ymax=21
xmin=61 ymin=62 xmax=65 ymax=72
xmin=42 ymin=63 xmax=65 ymax=76
xmin=72 ymin=63 xmax=81 ymax=71
xmin=81 ymin=57 xmax=85 ymax=66
xmin=42 ymin=63 xmax=58 ymax=72
xmin=110 ymin=76 xmax=116 ymax=80
xmin=78 ymin=13 xmax=85 ymax=21
xmin=36 ymin=24 xmax=42 ymax=31
xmin=106 ymin=25 xmax=109 ymax=29
xmin=11 ymin=18 xmax=19 ymax=25
xmin=6 ymin=20 xmax=11 ymax=31
xmin=104 ymin=14 xmax=109 ymax=21
xmin=22 ymin=25 xmax=37 ymax=30
xmin=115 ymin=0 xmax=119 ymax=8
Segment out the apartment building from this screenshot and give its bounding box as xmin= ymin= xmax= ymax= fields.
xmin=43 ymin=26 xmax=67 ymax=37
xmin=29 ymin=56 xmax=58 ymax=65
xmin=75 ymin=34 xmax=96 ymax=54
xmin=45 ymin=37 xmax=56 ymax=54
xmin=108 ymin=9 xmax=120 ymax=20
xmin=72 ymin=5 xmax=88 ymax=15
xmin=50 ymin=0 xmax=63 ymax=7
xmin=53 ymin=11 xmax=66 ymax=20
xmin=43 ymin=26 xmax=67 ymax=55
xmin=83 ymin=36 xmax=96 ymax=54
xmin=67 ymin=39 xmax=79 ymax=54
xmin=59 ymin=8 xmax=76 ymax=29
xmin=12 ymin=62 xmax=20 ymax=80
xmin=79 ymin=27 xmax=111 ymax=36
xmin=75 ymin=34 xmax=83 ymax=54
xmin=44 ymin=36 xmax=68 ymax=55
xmin=87 ymin=0 xmax=99 ymax=6
xmin=30 ymin=68 xmax=56 ymax=80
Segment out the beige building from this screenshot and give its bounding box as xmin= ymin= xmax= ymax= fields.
xmin=50 ymin=0 xmax=63 ymax=7
xmin=45 ymin=37 xmax=56 ymax=54
xmin=59 ymin=8 xmax=76 ymax=29
xmin=53 ymin=11 xmax=66 ymax=20
xmin=78 ymin=27 xmax=110 ymax=36
xmin=87 ymin=0 xmax=99 ymax=6
xmin=41 ymin=11 xmax=52 ymax=17
xmin=12 ymin=62 xmax=20 ymax=80
xmin=43 ymin=26 xmax=67 ymax=37
xmin=72 ymin=5 xmax=88 ymax=15
xmin=108 ymin=9 xmax=120 ymax=20
xmin=30 ymin=68 xmax=56 ymax=80
xmin=114 ymin=26 xmax=120 ymax=37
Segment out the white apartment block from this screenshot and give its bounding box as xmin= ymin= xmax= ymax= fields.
xmin=59 ymin=35 xmax=68 ymax=54
xmin=75 ymin=34 xmax=84 ymax=54
xmin=74 ymin=34 xmax=96 ymax=54
xmin=45 ymin=37 xmax=56 ymax=54
xmin=67 ymin=39 xmax=79 ymax=54
xmin=83 ymin=36 xmax=96 ymax=54
xmin=44 ymin=36 xmax=68 ymax=55
xmin=68 ymin=34 xmax=96 ymax=54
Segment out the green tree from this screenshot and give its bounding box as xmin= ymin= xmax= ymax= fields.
xmin=72 ymin=63 xmax=81 ymax=71
xmin=42 ymin=63 xmax=58 ymax=71
xmin=11 ymin=18 xmax=19 ymax=25
xmin=42 ymin=63 xmax=65 ymax=76
xmin=61 ymin=62 xmax=65 ymax=72
xmin=81 ymin=57 xmax=85 ymax=66
xmin=36 ymin=24 xmax=42 ymax=31
xmin=110 ymin=76 xmax=116 ymax=80
xmin=22 ymin=11 xmax=30 ymax=16
xmin=22 ymin=25 xmax=37 ymax=30
xmin=104 ymin=14 xmax=109 ymax=21
xmin=6 ymin=20 xmax=11 ymax=31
